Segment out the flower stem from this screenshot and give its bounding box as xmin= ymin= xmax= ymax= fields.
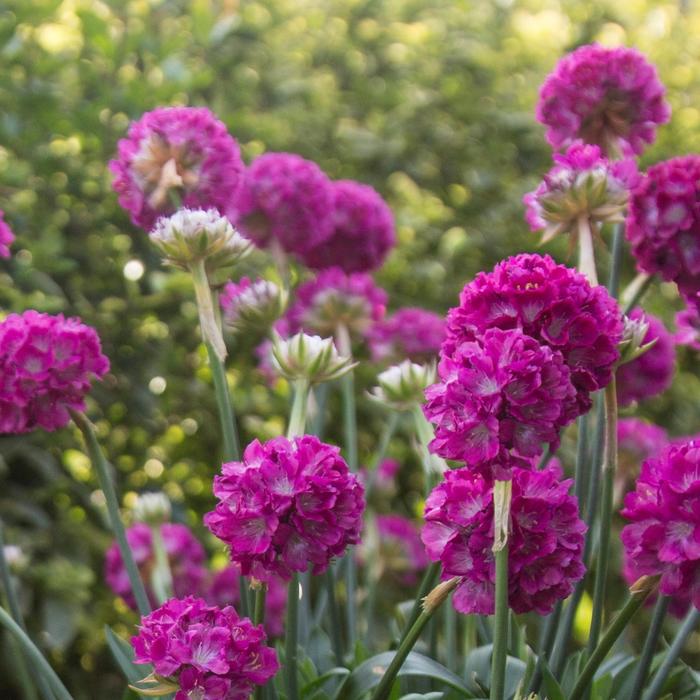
xmin=325 ymin=569 xmax=344 ymax=665
xmin=285 ymin=572 xmax=300 ymax=700
xmin=70 ymin=410 xmax=151 ymax=618
xmin=287 ymin=378 xmax=310 ymax=439
xmin=254 ymin=585 xmax=267 ymax=627
xmin=411 ymin=404 xmax=447 ymax=489
xmin=402 ymin=561 xmax=441 ymax=639
xmin=644 ymin=606 xmax=700 ymax=700
xmin=607 ymin=221 xmax=625 ymax=297
xmin=621 ymin=272 xmax=653 ymax=315
xmin=577 ymin=216 xmax=599 ymax=286
xmin=149 ymin=524 xmax=174 ymax=605
xmin=191 ymin=259 xmax=227 ymax=361
xmin=206 ymin=341 xmax=241 ymax=462
xmin=629 ymin=595 xmax=670 ymax=700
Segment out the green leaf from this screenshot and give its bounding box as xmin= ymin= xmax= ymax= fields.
xmin=105 ymin=625 xmax=149 ymax=686
xmin=302 ymin=667 xmax=351 ymax=698
xmin=539 ymin=656 xmax=566 ymax=700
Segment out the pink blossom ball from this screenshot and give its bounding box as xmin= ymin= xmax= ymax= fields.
xmin=676 ymin=292 xmax=700 ymax=351
xmin=369 ymin=308 xmax=445 ymax=364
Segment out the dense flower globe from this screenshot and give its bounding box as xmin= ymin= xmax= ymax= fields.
xmin=220 ymin=277 xmax=286 ymax=334
xmin=676 ymin=292 xmax=700 ymax=351
xmin=442 ymin=253 xmax=624 ymax=416
xmin=369 ymin=308 xmax=446 ymax=364
xmin=205 ymin=436 xmax=365 ymax=581
xmin=375 ymin=515 xmax=429 ymax=585
xmin=622 ymin=439 xmax=700 ymax=610
xmin=286 ymin=267 xmax=387 ymax=338
xmin=627 ymin=156 xmax=700 ymax=297
xmin=132 ymin=596 xmax=278 ymax=700
xmin=425 ymin=328 xmax=576 ymax=468
xmin=524 ymin=142 xmax=638 ymax=241
xmin=422 ymin=465 xmax=586 ymax=615
xmin=617 ymin=309 xmax=675 ymax=406
xmin=0 ymin=210 xmax=15 ymax=258
xmin=537 ymin=44 xmax=670 ymax=156
xmin=232 ymin=152 xmax=334 ymax=255
xmin=205 ymin=566 xmax=286 ymax=637
xmin=105 ymin=523 xmax=206 ymax=609
xmin=301 ymin=180 xmax=396 ymax=272
xmin=0 ymin=311 xmax=110 ymax=434
xmin=110 ymin=107 xmax=244 ymax=230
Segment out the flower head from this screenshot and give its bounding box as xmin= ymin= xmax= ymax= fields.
xmin=537 ymin=44 xmax=670 ymax=156
xmin=627 ymin=156 xmax=700 ymax=298
xmin=131 ymin=596 xmax=278 ymax=699
xmin=676 ymin=292 xmax=700 ymax=351
xmin=369 ymin=308 xmax=446 ymax=364
xmin=301 ymin=179 xmax=396 ymax=272
xmin=271 ymin=332 xmax=356 ymax=384
xmin=133 ymin=492 xmax=172 ymax=526
xmin=0 ymin=311 xmax=109 ymax=434
xmin=370 ymin=360 xmax=436 ymax=411
xmin=442 ymin=253 xmax=624 ymax=416
xmin=220 ymin=277 xmax=287 ymax=335
xmin=617 ymin=309 xmax=675 ymax=406
xmin=232 ymin=152 xmax=334 ymax=255
xmin=105 ymin=523 xmax=206 ymax=609
xmin=110 ymin=107 xmax=244 ymax=230
xmin=0 ymin=210 xmax=15 ymax=259
xmin=621 ymin=439 xmax=700 ymax=610
xmin=524 ymin=142 xmax=638 ymax=242
xmin=205 ymin=436 xmax=365 ymax=581
xmin=422 ymin=465 xmax=586 ymax=615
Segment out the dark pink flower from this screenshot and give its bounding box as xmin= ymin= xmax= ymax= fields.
xmin=442 ymin=253 xmax=624 ymax=416
xmin=676 ymin=292 xmax=700 ymax=351
xmin=110 ymin=107 xmax=244 ymax=230
xmin=301 ymin=180 xmax=396 ymax=272
xmin=537 ymin=44 xmax=670 ymax=156
xmin=204 ymin=436 xmax=365 ymax=581
xmin=627 ymin=156 xmax=700 ymax=298
xmin=621 ymin=439 xmax=700 ymax=610
xmin=369 ymin=308 xmax=445 ymax=364
xmin=422 ymin=465 xmax=586 ymax=615
xmin=0 ymin=210 xmax=15 ymax=258
xmin=232 ymin=152 xmax=334 ymax=255
xmin=132 ymin=596 xmax=278 ymax=699
xmin=105 ymin=523 xmax=206 ymax=609
xmin=617 ymin=309 xmax=675 ymax=406
xmin=0 ymin=311 xmax=110 ymax=434
xmin=377 ymin=458 xmax=400 ymax=483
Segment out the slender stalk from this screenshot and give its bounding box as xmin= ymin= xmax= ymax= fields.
xmin=254 ymin=585 xmax=267 ymax=627
xmin=629 ymin=596 xmax=670 ymax=699
xmin=644 ymin=607 xmax=700 ymax=700
xmin=191 ymin=259 xmax=227 ymax=360
xmin=445 ymin=594 xmax=457 ymax=670
xmin=0 ymin=606 xmax=74 ymax=700
xmin=149 ymin=525 xmax=173 ymax=605
xmin=287 ymin=378 xmax=310 ymax=438
xmin=490 ymin=543 xmax=509 ymax=700
xmin=411 ymin=404 xmax=447 ymax=488
xmin=402 ymin=561 xmax=441 ymax=638
xmin=528 ymin=603 xmax=562 ymax=693
xmin=621 ymin=272 xmax=653 ymax=315
xmin=70 ymin=410 xmax=151 ymax=618
xmin=577 ymin=216 xmax=599 ymax=286
xmin=206 ymin=340 xmax=241 ymax=462
xmin=325 ymin=569 xmax=344 ymax=665
xmin=607 ymin=221 xmax=625 ymax=297
xmin=285 ymin=573 xmax=300 ymax=700
xmin=573 ymin=414 xmax=590 ymax=506
xmin=310 ymin=383 xmax=329 ymax=437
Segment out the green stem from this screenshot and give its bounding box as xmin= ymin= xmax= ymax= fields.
xmin=325 ymin=569 xmax=344 ymax=665
xmin=0 ymin=606 xmax=74 ymax=700
xmin=490 ymin=543 xmax=509 ymax=700
xmin=150 ymin=524 xmax=173 ymax=605
xmin=206 ymin=341 xmax=241 ymax=462
xmin=287 ymin=378 xmax=310 ymax=438
xmin=577 ymin=216 xmax=599 ymax=286
xmin=411 ymin=404 xmax=447 ymax=489
xmin=573 ymin=414 xmax=590 ymax=505
xmin=644 ymin=607 xmax=700 ymax=700
xmin=70 ymin=410 xmax=151 ymax=618
xmin=254 ymin=585 xmax=267 ymax=627
xmin=629 ymin=596 xmax=670 ymax=700
xmin=191 ymin=259 xmax=227 ymax=360
xmin=622 ymin=273 xmax=654 ymax=315
xmin=607 ymin=221 xmax=625 ymax=297
xmin=402 ymin=561 xmax=440 ymax=639
xmin=285 ymin=573 xmax=300 ymax=700
xmin=445 ymin=595 xmax=457 ymax=670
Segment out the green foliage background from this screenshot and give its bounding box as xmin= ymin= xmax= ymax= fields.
xmin=1 ymin=0 xmax=699 ymax=696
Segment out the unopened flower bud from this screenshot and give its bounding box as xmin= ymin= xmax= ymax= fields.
xmin=422 ymin=576 xmax=460 ymax=614
xmin=271 ymin=332 xmax=356 ymax=385
xmin=221 ymin=277 xmax=288 ymax=335
xmin=3 ymin=545 xmax=28 ymax=573
xmin=369 ymin=361 xmax=436 ymax=410
xmin=133 ymin=492 xmax=172 ymax=526
xmin=618 ymin=313 xmax=656 ymax=366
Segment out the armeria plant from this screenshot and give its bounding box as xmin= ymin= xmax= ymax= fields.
xmin=2 ymin=41 xmax=700 ymax=700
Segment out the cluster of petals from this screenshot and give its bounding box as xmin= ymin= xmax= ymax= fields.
xmin=0 ymin=310 xmax=110 ymax=434
xmin=425 ymin=328 xmax=576 ymax=470
xmin=105 ymin=523 xmax=206 ymax=609
xmin=442 ymin=253 xmax=623 ymax=417
xmin=110 ymin=107 xmax=244 ymax=230
xmin=204 ymin=435 xmax=365 ymax=581
xmin=621 ymin=439 xmax=700 ymax=611
xmin=232 ymin=152 xmax=334 ymax=255
xmin=0 ymin=210 xmax=15 ymax=258
xmin=676 ymin=292 xmax=700 ymax=351
xmin=375 ymin=514 xmax=429 ymax=584
xmin=369 ymin=307 xmax=445 ymax=364
xmin=421 ymin=465 xmax=586 ymax=615
xmin=537 ymin=44 xmax=670 ymax=156
xmin=220 ymin=276 xmax=285 ymax=333
xmin=627 ymin=156 xmax=700 ymax=298
xmin=616 ymin=308 xmax=675 ymax=406
xmin=301 ymin=179 xmax=396 ymax=273
xmin=132 ymin=596 xmax=278 ymax=700
xmin=205 ymin=565 xmax=286 ymax=638
xmin=286 ymin=267 xmax=387 ymax=338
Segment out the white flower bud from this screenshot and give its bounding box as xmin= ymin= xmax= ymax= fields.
xmin=133 ymin=492 xmax=172 ymax=526
xmin=618 ymin=313 xmax=656 ymax=366
xmin=271 ymin=332 xmax=356 ymax=385
xmin=221 ymin=278 xmax=288 ymax=334
xmin=369 ymin=360 xmax=436 ymax=410
xmin=3 ymin=545 xmax=28 ymax=573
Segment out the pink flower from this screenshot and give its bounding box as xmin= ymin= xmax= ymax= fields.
xmin=622 ymin=440 xmax=700 ymax=610
xmin=422 ymin=465 xmax=586 ymax=615
xmin=442 ymin=253 xmax=624 ymax=417
xmin=627 ymin=156 xmax=700 ymax=298
xmin=537 ymin=44 xmax=670 ymax=156
xmin=301 ymin=180 xmax=396 ymax=273
xmin=105 ymin=523 xmax=206 ymax=609
xmin=204 ymin=436 xmax=365 ymax=581
xmin=375 ymin=515 xmax=429 ymax=585
xmin=132 ymin=596 xmax=278 ymax=699
xmin=0 ymin=311 xmax=110 ymax=434
xmin=232 ymin=152 xmax=334 ymax=255
xmin=110 ymin=107 xmax=244 ymax=230
xmin=377 ymin=458 xmax=400 ymax=483
xmin=0 ymin=210 xmax=15 ymax=258
xmin=369 ymin=308 xmax=445 ymax=364
xmin=676 ymin=292 xmax=700 ymax=351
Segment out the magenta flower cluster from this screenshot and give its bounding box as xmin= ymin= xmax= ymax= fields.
xmin=0 ymin=311 xmax=110 ymax=434
xmin=369 ymin=307 xmax=445 ymax=364
xmin=627 ymin=155 xmax=700 ymax=299
xmin=110 ymin=107 xmax=244 ymax=230
xmin=676 ymin=292 xmax=700 ymax=351
xmin=132 ymin=596 xmax=278 ymax=700
xmin=421 ymin=465 xmax=586 ymax=615
xmin=0 ymin=210 xmax=14 ymax=258
xmin=205 ymin=436 xmax=364 ymax=581
xmin=618 ymin=418 xmax=668 ymax=468
xmin=622 ymin=439 xmax=700 ymax=611
xmin=537 ymin=44 xmax=670 ymax=156
xmin=105 ymin=523 xmax=206 ymax=610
